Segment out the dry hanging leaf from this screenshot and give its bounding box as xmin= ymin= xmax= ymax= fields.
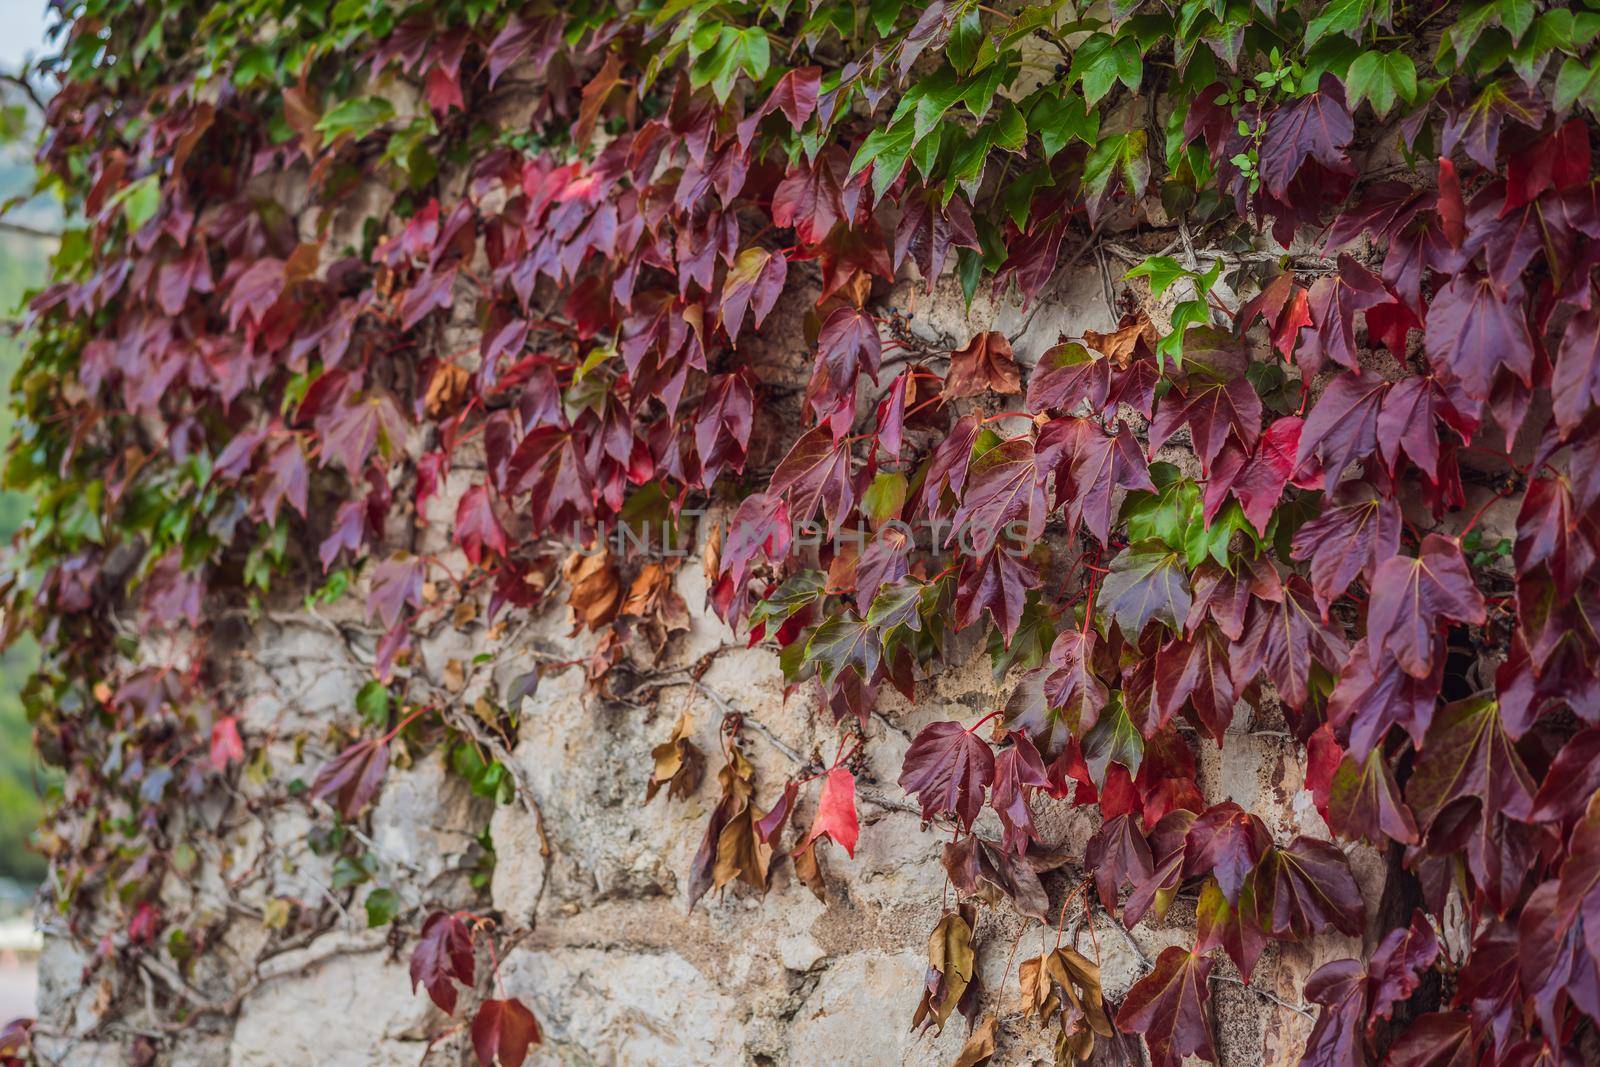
xmin=951 ymin=1014 xmax=998 ymax=1067
xmin=646 ymin=713 xmax=705 ymax=803
xmin=791 ymin=838 xmax=827 ymax=902
xmin=1081 ymin=313 xmax=1157 ymax=370
xmin=1019 ymin=946 xmax=1114 ymax=1063
xmin=442 ymin=658 xmax=466 ymax=693
xmin=425 ymin=361 xmax=470 ymax=416
xmin=702 ymin=521 xmax=723 ymax=590
xmin=622 ymin=561 xmax=691 ymax=656
xmin=687 ymin=746 xmax=773 ymax=908
xmin=945 ymin=332 xmax=1020 ymax=397
xmin=912 ymin=908 xmax=976 ymax=1034
xmin=562 ymin=550 xmax=621 ymax=633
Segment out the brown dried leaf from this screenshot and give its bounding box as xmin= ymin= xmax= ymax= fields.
xmin=562 ymin=550 xmax=621 ymax=633
xmin=425 ymin=362 xmax=470 ymax=417
xmin=945 ymin=332 xmax=1021 ymax=397
xmin=912 ymin=910 xmax=976 ymax=1034
xmin=1082 ymin=313 xmax=1157 ymax=370
xmin=646 ymin=713 xmax=705 ymax=803
xmin=952 ymin=1014 xmax=998 ymax=1067
xmin=442 ymin=658 xmax=466 ymax=693
xmin=792 ymin=838 xmax=827 ymax=902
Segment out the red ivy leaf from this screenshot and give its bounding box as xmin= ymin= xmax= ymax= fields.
xmin=310 ymin=737 xmax=390 ymax=821
xmin=1365 ymin=534 xmax=1486 ymax=679
xmin=801 ymin=767 xmax=860 ymax=858
xmin=1118 ymin=945 xmax=1217 ymax=1066
xmin=209 ymin=716 xmax=244 ymax=771
xmin=1423 ymin=271 xmax=1535 ymax=402
xmin=470 ymin=998 xmax=542 ymax=1067
xmin=990 ymin=735 xmax=1048 ymax=857
xmin=1254 ymin=835 xmax=1365 ymax=940
xmin=899 ymin=720 xmax=996 ymax=829
xmin=410 ymin=910 xmax=475 ymax=1015
xmin=455 ymin=485 xmax=509 ymax=566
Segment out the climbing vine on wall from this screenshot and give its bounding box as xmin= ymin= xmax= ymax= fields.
xmin=9 ymin=0 xmax=1600 ymax=1063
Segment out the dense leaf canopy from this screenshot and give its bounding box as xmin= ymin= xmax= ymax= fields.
xmin=10 ymin=0 xmax=1600 ymax=1063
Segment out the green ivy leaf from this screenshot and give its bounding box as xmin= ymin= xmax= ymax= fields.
xmin=314 ymin=96 xmax=396 ymax=140
xmin=805 ymin=612 xmax=881 ymax=687
xmin=364 ymin=887 xmax=398 ymax=927
xmin=1124 ymin=255 xmax=1191 ymax=298
xmin=1069 ymin=33 xmax=1142 ymax=108
xmin=1156 ymin=299 xmax=1211 ymax=371
xmin=862 ymin=471 xmax=909 ymax=524
xmin=948 ymin=9 xmax=983 ymax=74
xmin=851 ymin=120 xmax=917 ymax=200
xmin=1030 ymin=92 xmax=1099 ymax=159
xmin=1345 ymin=51 xmax=1416 ymax=117
xmin=1304 ymin=0 xmax=1383 ymax=49
xmin=1555 ymin=56 xmax=1600 ymax=116
xmin=356 ymin=681 xmax=391 ymax=729
xmin=113 ymin=174 xmax=161 ymax=232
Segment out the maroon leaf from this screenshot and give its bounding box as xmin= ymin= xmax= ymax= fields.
xmin=1327 ymin=637 xmax=1443 ymax=761
xmin=769 ymin=424 xmax=854 ymax=536
xmin=1365 ymin=535 xmax=1486 ymax=679
xmin=1441 ymin=77 xmax=1547 ymax=170
xmin=719 ymin=248 xmax=787 ymax=340
xmin=1299 ymin=255 xmax=1396 ymax=376
xmin=1253 ymin=835 xmax=1365 ymax=939
xmin=1301 ymin=958 xmax=1367 ymax=1067
xmin=955 ymin=546 xmax=1040 ymax=641
xmin=1084 ymin=812 xmax=1154 ymax=910
xmin=917 ymin=413 xmax=982 ymax=517
xmin=1259 ymin=75 xmax=1354 ymax=200
xmin=1290 ymin=483 xmax=1401 ymax=614
xmin=410 ymin=910 xmax=475 ymax=1015
xmin=1406 ymin=698 xmax=1536 ymax=839
xmin=990 ymin=736 xmax=1048 ymax=856
xmin=1328 ymin=747 xmax=1420 ymax=846
xmin=310 ymin=737 xmax=391 ymax=820
xmin=1184 ymin=802 xmax=1270 ymax=905
xmin=368 ymin=554 xmax=425 ymax=630
xmin=1295 ymin=373 xmax=1388 ymax=491
xmin=455 ymin=485 xmax=509 ymax=565
xmin=1036 ymin=417 xmax=1153 ymax=545
xmin=894 ymin=189 xmax=979 ymax=285
xmin=695 ymin=371 xmax=755 ymax=486
xmin=1234 ymin=576 xmax=1349 ymax=710
xmin=1554 ymin=301 xmax=1600 ymax=436
xmin=1423 ymin=271 xmax=1535 ymax=402
xmin=1154 ymin=624 xmax=1239 ymax=742
xmin=1367 ymin=912 xmax=1440 ymax=1037
xmin=899 ymin=720 xmax=997 ymax=829
xmin=772 ymin=150 xmax=861 ymax=245
xmin=1118 ymin=946 xmax=1216 ymax=1066
xmin=951 ymin=437 xmax=1046 ymax=555
xmin=470 ymin=998 xmax=541 ymax=1067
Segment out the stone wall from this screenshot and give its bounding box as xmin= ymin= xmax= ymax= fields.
xmin=30 ymin=266 xmax=1389 ymax=1067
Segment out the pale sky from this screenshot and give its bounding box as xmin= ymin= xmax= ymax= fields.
xmin=0 ymin=3 xmax=52 ymax=73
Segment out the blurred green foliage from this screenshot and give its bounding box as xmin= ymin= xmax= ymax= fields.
xmin=0 ymin=150 xmax=54 ymax=887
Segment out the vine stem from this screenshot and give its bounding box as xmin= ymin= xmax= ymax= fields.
xmin=1458 ymin=485 xmax=1514 ymax=538
xmin=967 ymin=709 xmax=1004 ymax=734
xmin=378 ymin=704 xmax=430 ymax=744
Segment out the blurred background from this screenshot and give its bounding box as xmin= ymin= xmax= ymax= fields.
xmin=0 ymin=0 xmax=60 ymax=1024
